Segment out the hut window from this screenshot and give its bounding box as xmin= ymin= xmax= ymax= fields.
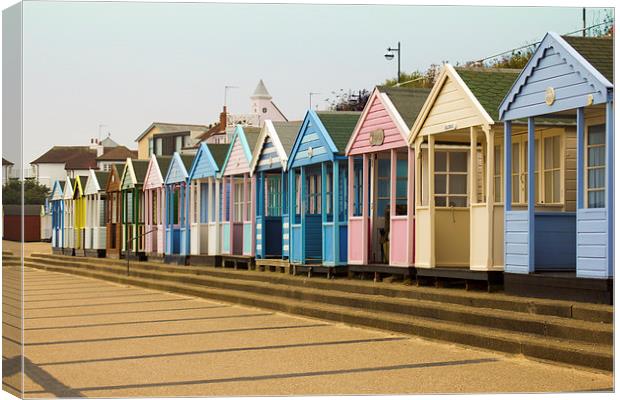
xmin=377 ymin=158 xmax=390 ymax=219
xmin=494 ymin=144 xmax=502 ymax=203
xmin=152 ymin=192 xmax=158 ymax=224
xmin=352 ymin=158 xmax=364 ymax=217
xmin=542 ymin=135 xmax=561 ymax=204
xmin=266 ymin=175 xmax=282 ymax=217
xmin=434 ymin=150 xmax=468 ymax=207
xmin=234 ymin=181 xmax=244 ymax=222
xmin=126 ymin=192 xmax=134 ymax=223
xmin=586 ymin=124 xmax=605 ymax=208
xmin=307 ymin=174 xmax=322 ymax=215
xmin=396 ymin=154 xmax=408 ymax=215
xmin=325 ymin=165 xmax=333 ymax=222
xmin=338 ymin=163 xmax=348 ymax=222
xmin=294 ymin=171 xmax=301 ymax=223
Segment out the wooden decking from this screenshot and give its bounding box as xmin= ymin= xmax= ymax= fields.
xmin=254 ymin=258 xmax=290 ymax=274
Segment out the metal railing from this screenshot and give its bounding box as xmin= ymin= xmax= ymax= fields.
xmin=125 ymin=228 xmax=157 ymax=276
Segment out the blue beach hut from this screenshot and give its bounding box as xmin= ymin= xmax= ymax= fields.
xmin=250 ymin=120 xmax=302 ymax=267
xmin=50 ymin=179 xmax=65 ymax=253
xmin=164 ymin=152 xmax=194 ymax=264
xmin=498 ymin=32 xmax=613 ymax=303
xmin=287 ymin=111 xmax=360 ymax=276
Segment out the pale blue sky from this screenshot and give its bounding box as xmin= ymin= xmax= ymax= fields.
xmin=20 ymin=1 xmax=613 ymax=163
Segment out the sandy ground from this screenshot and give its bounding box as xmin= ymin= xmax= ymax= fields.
xmin=3 ymin=240 xmax=52 ymax=257
xmin=1 ymin=266 xmax=612 ymax=398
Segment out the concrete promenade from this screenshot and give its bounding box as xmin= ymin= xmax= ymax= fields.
xmin=3 ymin=265 xmax=612 ymax=397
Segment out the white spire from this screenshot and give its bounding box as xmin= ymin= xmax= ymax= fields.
xmin=251 ymin=79 xmax=272 ymax=99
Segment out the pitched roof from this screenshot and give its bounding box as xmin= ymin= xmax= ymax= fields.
xmin=101 ymin=136 xmax=120 ymax=148
xmin=135 ymin=122 xmax=210 ymax=142
xmin=155 ymin=156 xmax=173 ymax=177
xmin=455 ymin=67 xmax=520 ymax=121
xmin=94 ymin=171 xmax=109 ymax=188
xmin=251 ymin=79 xmax=271 ymax=99
xmin=377 ymin=86 xmax=432 ymax=127
xmin=563 ymin=35 xmax=613 ymax=82
xmin=244 ymin=127 xmax=262 ymax=153
xmin=272 ymin=121 xmax=303 ymax=156
xmin=205 ymin=143 xmax=229 ymax=169
xmin=64 ymin=150 xmax=98 ymax=170
xmin=31 ymin=146 xmax=93 ymax=165
xmin=2 ymin=157 xmax=13 ymax=166
xmin=180 ymin=155 xmax=194 ymax=171
xmin=132 ymin=160 xmax=150 ymax=184
xmin=315 ymin=111 xmax=361 ymax=154
xmin=97 ymin=146 xmax=138 ymax=161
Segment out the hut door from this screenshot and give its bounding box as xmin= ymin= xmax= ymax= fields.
xmin=371 ymin=154 xmax=391 ymax=263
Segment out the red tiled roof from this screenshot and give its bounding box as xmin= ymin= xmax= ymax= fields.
xmin=97 ymin=146 xmax=138 ymax=161
xmin=31 ymin=146 xmax=93 ymax=165
xmin=64 ymin=150 xmax=98 ymax=170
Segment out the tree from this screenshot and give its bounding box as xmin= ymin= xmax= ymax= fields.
xmin=2 ymin=179 xmax=50 ymax=205
xmin=327 ymin=89 xmax=371 ymax=111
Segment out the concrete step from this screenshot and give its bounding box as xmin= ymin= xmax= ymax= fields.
xmin=26 ymin=255 xmax=612 ymax=346
xmin=24 ymin=257 xmax=613 ymax=372
xmin=30 ymin=253 xmax=613 ymax=324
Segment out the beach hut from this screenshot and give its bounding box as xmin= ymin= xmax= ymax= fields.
xmin=345 ymin=86 xmax=430 ymax=279
xmin=50 ymin=179 xmax=65 ymax=253
xmin=119 ymin=158 xmax=149 ymax=259
xmin=408 ymin=64 xmax=576 ymax=289
xmin=143 ymin=155 xmax=172 ymax=261
xmin=250 ymin=120 xmax=302 ymax=271
xmin=218 ymin=125 xmax=261 ymax=268
xmin=498 ymin=33 xmax=613 ymax=304
xmin=83 ymin=169 xmax=109 ymax=257
xmin=164 ymin=152 xmax=194 ymax=264
xmin=287 ymin=111 xmax=360 ymax=276
xmin=72 ymin=175 xmax=87 ymax=256
xmin=62 ymin=176 xmax=75 ymax=255
xmin=105 ymin=164 xmax=123 ymax=259
xmin=187 ymin=142 xmax=229 ymax=265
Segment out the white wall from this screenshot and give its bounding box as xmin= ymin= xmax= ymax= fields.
xmin=34 ymin=163 xmax=66 ymax=188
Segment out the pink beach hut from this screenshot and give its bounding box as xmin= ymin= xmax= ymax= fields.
xmin=344 ymin=86 xmax=430 ymax=279
xmin=143 ymin=154 xmax=172 ymax=260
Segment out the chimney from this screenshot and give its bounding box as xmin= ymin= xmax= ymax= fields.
xmin=219 ymin=105 xmax=228 ymax=132
xmin=89 ymin=137 xmax=104 ymax=157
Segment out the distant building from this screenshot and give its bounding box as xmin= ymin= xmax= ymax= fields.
xmin=30 ymin=136 xmax=135 ymax=187
xmin=202 ymin=79 xmax=288 ymax=145
xmin=135 ymin=122 xmax=210 ymax=160
xmin=2 ymin=158 xmax=13 ymax=185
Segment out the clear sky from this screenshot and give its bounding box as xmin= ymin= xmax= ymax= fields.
xmin=18 ymin=1 xmax=613 ymax=163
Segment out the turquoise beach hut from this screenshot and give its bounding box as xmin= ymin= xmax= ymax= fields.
xmin=287 ymin=111 xmax=360 ymax=276
xmin=164 ymin=152 xmax=194 ymax=264
xmin=498 ymin=32 xmax=613 ymax=304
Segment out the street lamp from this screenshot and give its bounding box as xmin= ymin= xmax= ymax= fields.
xmin=384 ymin=42 xmax=401 ymax=83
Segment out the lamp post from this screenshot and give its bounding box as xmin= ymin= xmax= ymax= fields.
xmin=384 ymin=42 xmax=401 ymax=83
xmin=224 ymin=85 xmax=238 ymax=107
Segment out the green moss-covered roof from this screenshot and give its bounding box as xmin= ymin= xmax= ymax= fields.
xmin=180 ymin=155 xmax=194 ymax=172
xmin=243 ymin=127 xmax=262 ymax=154
xmin=155 ymin=156 xmax=172 ymax=178
xmin=132 ymin=160 xmax=150 ymax=185
xmin=315 ymin=111 xmax=361 ymax=154
xmin=272 ymin=121 xmax=303 ymax=156
xmin=205 ymin=143 xmax=230 ymax=169
xmin=377 ymin=86 xmax=432 ymax=127
xmin=94 ymin=171 xmax=109 ymax=188
xmin=455 ymin=67 xmax=520 ymax=121
xmin=563 ymin=35 xmax=613 ymax=83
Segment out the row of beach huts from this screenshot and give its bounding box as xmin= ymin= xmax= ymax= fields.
xmin=48 ymin=32 xmax=614 ymax=304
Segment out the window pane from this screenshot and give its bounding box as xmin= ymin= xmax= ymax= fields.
xmin=378 ymin=179 xmax=389 ymax=197
xmin=512 ymin=178 xmax=519 ymax=203
xmin=588 ymin=168 xmax=605 ymax=189
xmin=544 ymin=137 xmax=554 ymax=169
xmin=588 ymin=190 xmax=605 ymax=208
xmin=450 ymin=152 xmax=467 ymax=172
xmin=494 ymin=177 xmax=501 ymax=202
xmin=553 ymin=170 xmax=560 ymax=203
xmin=544 ymin=171 xmax=552 ymax=202
xmin=588 ymin=125 xmax=605 ymax=145
xmin=435 ymin=152 xmax=447 ymax=172
xmin=435 ymin=196 xmax=446 ymax=207
xmin=588 ymin=146 xmax=605 ymax=167
xmin=397 ymin=158 xmax=408 ymax=176
xmin=450 ymin=196 xmax=467 ymax=207
xmin=378 ymin=159 xmax=390 ymax=177
xmin=512 ymin=144 xmax=520 ymax=172
xmin=396 ymin=179 xmax=407 ymax=197
xmin=494 ymin=145 xmax=501 ymax=174
xmin=553 ymin=136 xmax=561 ymax=168
xmin=435 ymin=175 xmax=446 ymax=194
xmin=450 ymin=174 xmax=467 ymax=194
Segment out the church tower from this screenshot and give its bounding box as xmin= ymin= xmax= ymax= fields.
xmin=250 ymin=79 xmax=287 ymax=125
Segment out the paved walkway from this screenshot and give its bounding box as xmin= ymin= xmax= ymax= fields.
xmin=5 ymin=266 xmax=614 ymax=397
